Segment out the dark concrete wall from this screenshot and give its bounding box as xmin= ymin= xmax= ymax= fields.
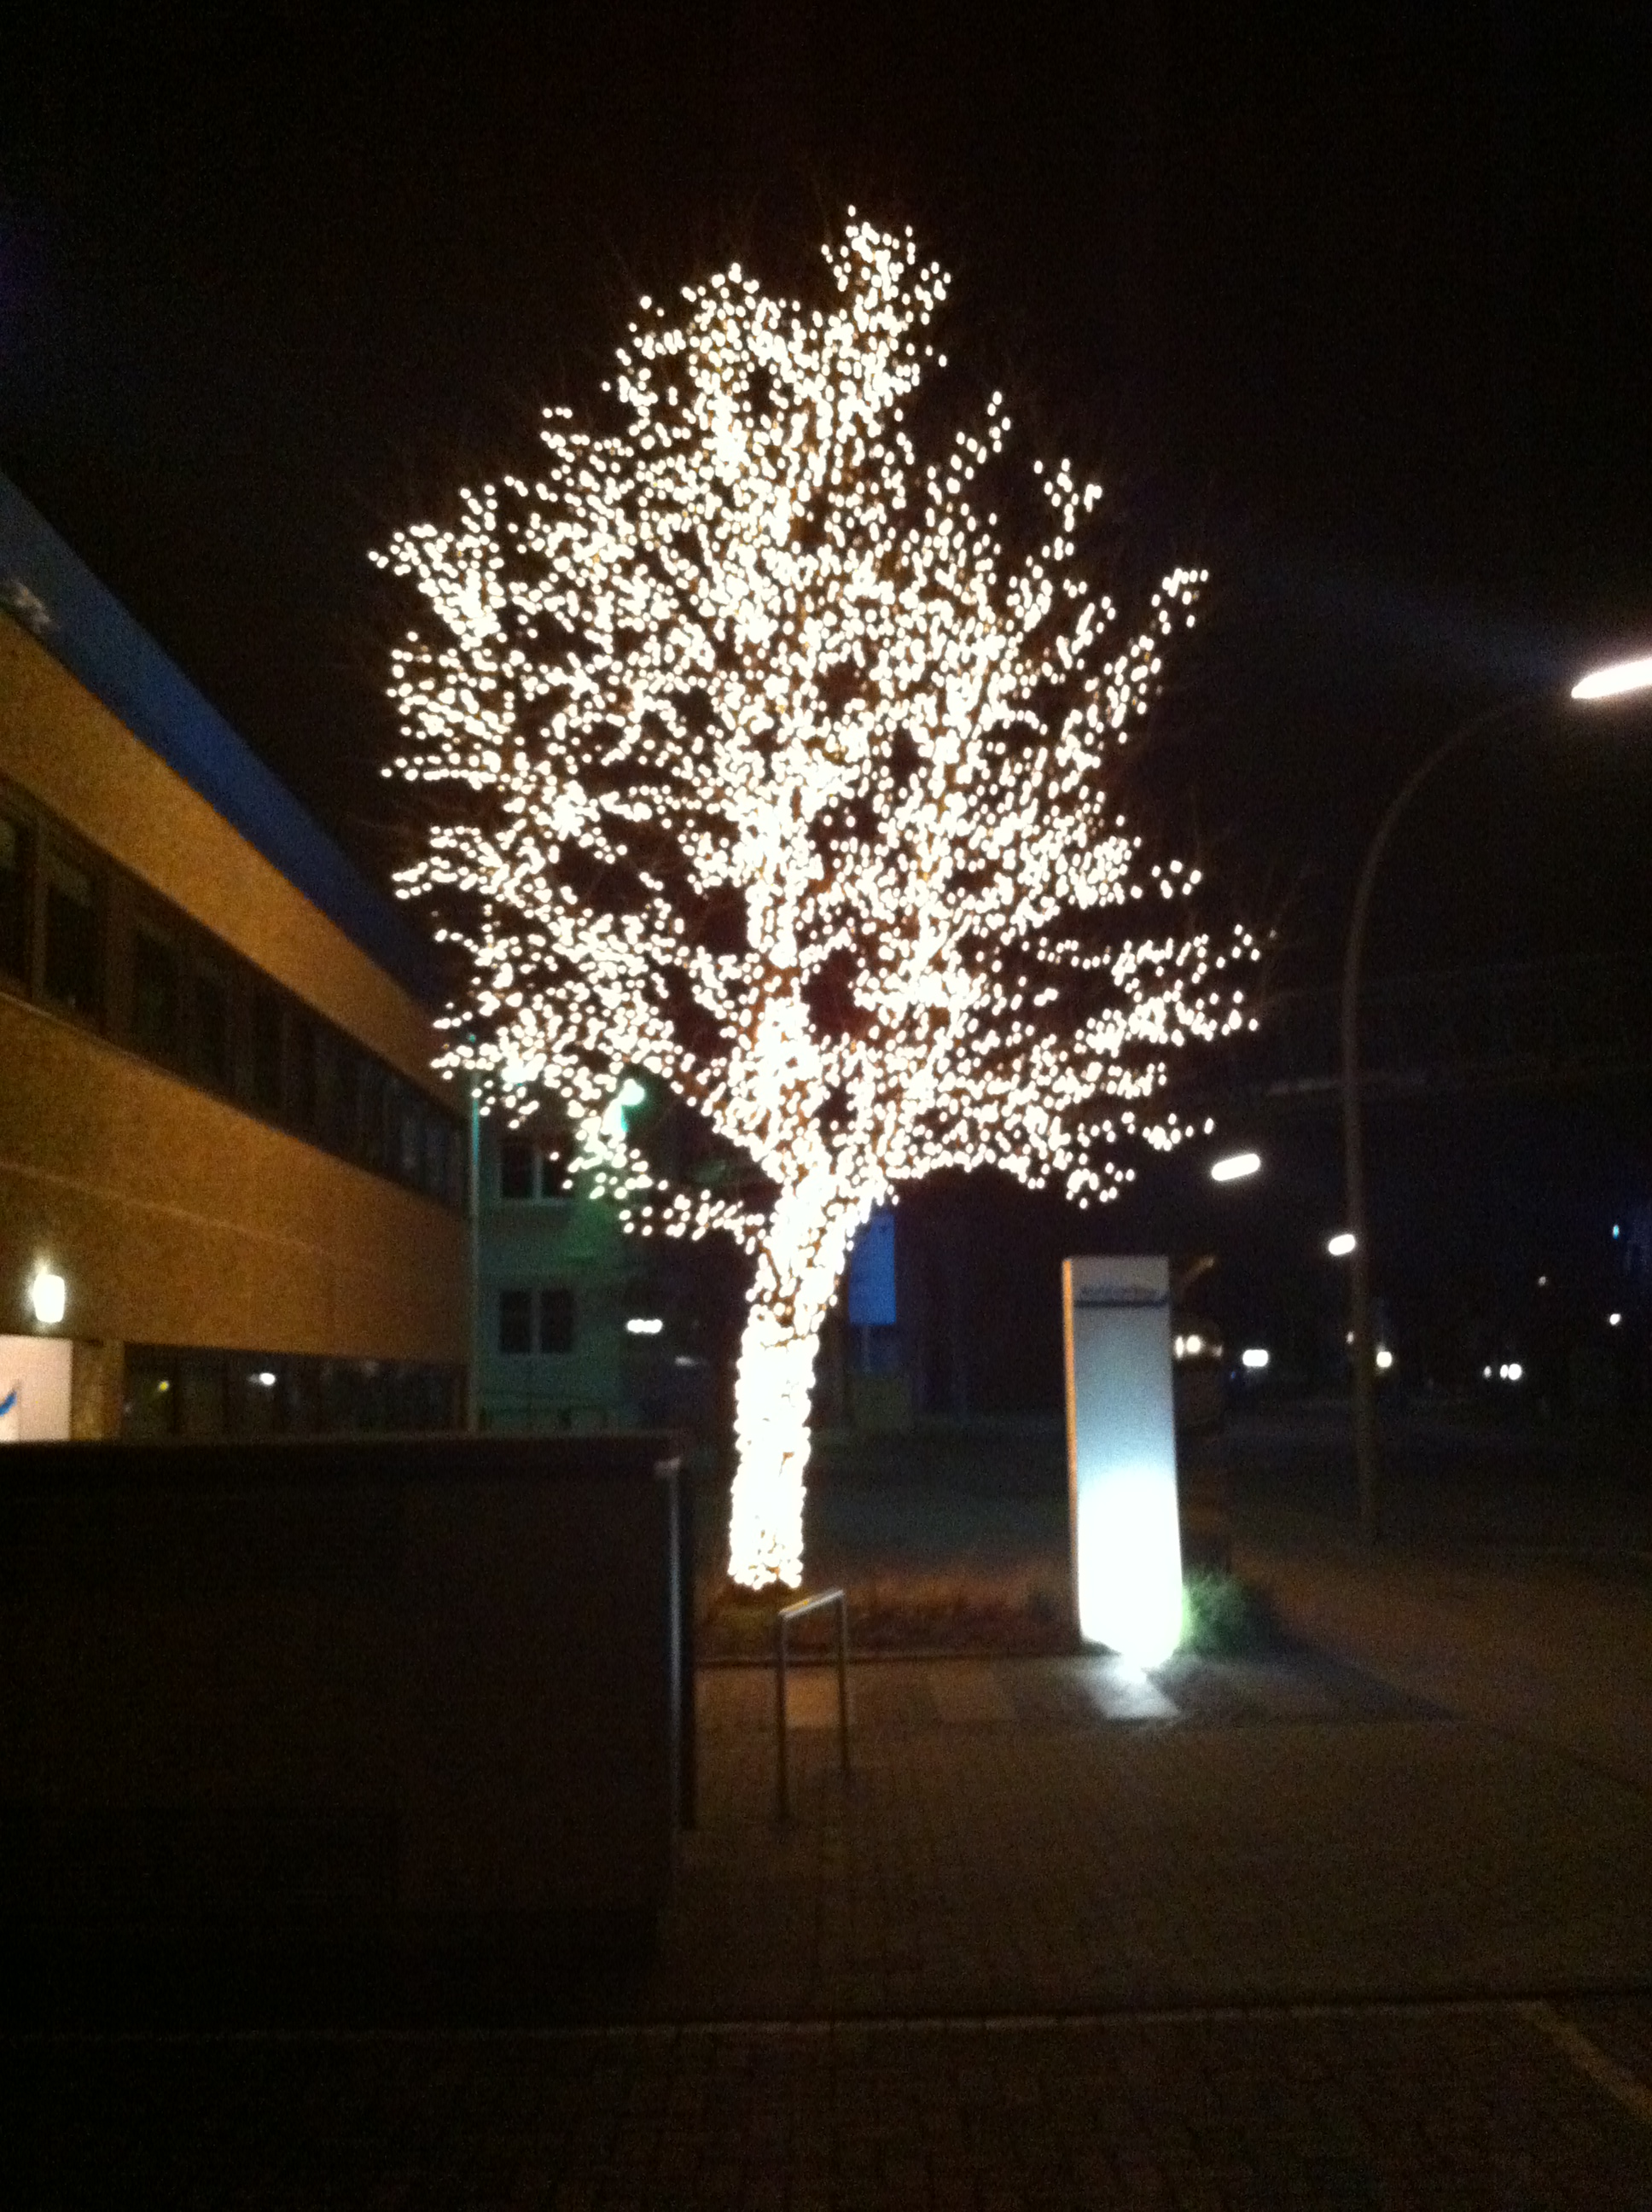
xmin=0 ymin=1435 xmax=681 ymax=1940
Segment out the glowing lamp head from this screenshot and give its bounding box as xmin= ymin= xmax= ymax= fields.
xmin=28 ymin=1269 xmax=67 ymax=1327
xmin=625 ymin=1315 xmax=664 ymax=1336
xmin=1326 ymin=1231 xmax=1357 ymax=1259
xmin=1240 ymin=1347 xmax=1270 ymax=1371
xmin=1209 ymin=1150 xmax=1261 ymax=1183
xmin=1571 ymin=654 xmax=1652 ymax=702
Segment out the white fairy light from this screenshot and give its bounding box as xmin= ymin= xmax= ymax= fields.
xmin=376 ymin=218 xmax=1255 ymax=1589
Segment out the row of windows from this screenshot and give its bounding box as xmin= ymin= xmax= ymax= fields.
xmin=0 ymin=780 xmax=466 ymax=1209
xmin=499 ymin=1287 xmax=578 ymax=1356
xmin=122 ymin=1346 xmax=463 ymax=1441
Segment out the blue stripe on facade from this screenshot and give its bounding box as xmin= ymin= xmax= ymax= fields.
xmin=0 ymin=474 xmax=438 ymax=1005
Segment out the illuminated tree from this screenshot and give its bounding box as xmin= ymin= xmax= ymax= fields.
xmin=377 ymin=218 xmax=1254 ymax=1590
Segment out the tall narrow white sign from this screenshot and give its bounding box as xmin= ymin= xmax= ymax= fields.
xmin=1062 ymin=1254 xmax=1184 ymax=1664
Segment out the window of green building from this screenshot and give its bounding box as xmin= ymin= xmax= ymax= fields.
xmin=540 ymin=1287 xmax=576 ymax=1354
xmin=499 ymin=1289 xmax=532 ymax=1355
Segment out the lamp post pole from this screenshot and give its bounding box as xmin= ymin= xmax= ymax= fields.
xmin=1341 ymin=655 xmax=1651 ymax=1545
xmin=466 ymin=1080 xmax=482 ymax=1434
xmin=1341 ymin=698 xmax=1526 ymax=1546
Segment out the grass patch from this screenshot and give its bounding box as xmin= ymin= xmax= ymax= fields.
xmin=697 ymin=1562 xmax=1076 ymax=1659
xmin=1179 ymin=1570 xmax=1283 ymax=1656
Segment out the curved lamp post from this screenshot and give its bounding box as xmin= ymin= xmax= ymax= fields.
xmin=1342 ymin=654 xmax=1652 ymax=1546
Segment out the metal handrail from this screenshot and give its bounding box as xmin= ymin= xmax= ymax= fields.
xmin=774 ymin=1587 xmax=851 ymax=1819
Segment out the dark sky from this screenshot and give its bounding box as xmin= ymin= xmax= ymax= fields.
xmin=4 ymin=2 xmax=1651 ymax=992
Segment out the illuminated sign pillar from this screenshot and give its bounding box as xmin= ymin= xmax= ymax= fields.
xmin=1062 ymin=1254 xmax=1184 ymax=1665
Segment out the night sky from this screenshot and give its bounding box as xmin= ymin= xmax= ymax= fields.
xmin=5 ymin=5 xmax=1652 ymax=1381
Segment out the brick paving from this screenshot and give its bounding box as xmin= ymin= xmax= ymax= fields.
xmin=650 ymin=1656 xmax=1652 ymax=2021
xmin=8 ymin=2002 xmax=1652 ymax=2207
xmin=7 ymin=1650 xmax=1652 ymax=2206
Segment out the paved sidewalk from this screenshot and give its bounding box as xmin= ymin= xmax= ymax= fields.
xmin=9 ymin=1998 xmax=1652 ymax=2209
xmin=9 ymin=1645 xmax=1652 ymax=2204
xmin=641 ymin=1654 xmax=1652 ymax=2023
xmin=1238 ymin=1525 xmax=1652 ymax=1795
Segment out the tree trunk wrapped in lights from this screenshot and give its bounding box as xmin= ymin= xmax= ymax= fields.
xmin=376 ymin=218 xmax=1255 ymax=1591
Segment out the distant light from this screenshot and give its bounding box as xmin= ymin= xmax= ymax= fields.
xmin=28 ymin=1269 xmax=67 ymax=1327
xmin=1571 ymin=654 xmax=1652 ymax=701
xmin=1375 ymin=1346 xmax=1394 ymax=1372
xmin=253 ymin=1371 xmax=277 ymax=1388
xmin=673 ymin=1353 xmax=702 ymax=1369
xmin=1608 ymin=1313 xmax=1622 ymax=1328
xmin=1172 ymin=1330 xmax=1206 ymax=1361
xmin=1537 ymin=1275 xmax=1549 ymax=1289
xmin=1240 ymin=1347 xmax=1270 ymax=1371
xmin=626 ymin=1316 xmax=664 ymax=1336
xmin=1482 ymin=1365 xmax=1493 ymax=1380
xmin=1613 ymin=1223 xmax=1621 ymax=1240
xmin=617 ymin=1078 xmax=649 ymax=1109
xmin=1326 ymin=1231 xmax=1357 ymax=1258
xmin=1210 ymin=1150 xmax=1261 ymax=1184
xmin=1497 ymin=1360 xmax=1524 ymax=1382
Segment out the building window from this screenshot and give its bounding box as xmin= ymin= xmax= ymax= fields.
xmin=131 ymin=925 xmax=183 ymax=1061
xmin=123 ymin=1354 xmax=179 ymax=1440
xmin=0 ymin=810 xmax=30 ymax=982
xmin=192 ymin=960 xmax=233 ymax=1090
xmin=500 ymin=1139 xmax=535 ymax=1200
xmin=357 ymin=1058 xmax=387 ymax=1170
xmin=43 ymin=849 xmax=102 ymax=1016
xmin=540 ymin=1287 xmax=576 ymax=1354
xmin=318 ymin=1033 xmax=354 ymax=1153
xmin=251 ymin=984 xmax=284 ymax=1113
xmin=2 ymin=782 xmax=466 ymax=1209
xmin=288 ymin=1011 xmax=318 ymax=1132
xmin=499 ymin=1288 xmax=533 ymax=1355
xmin=394 ymin=1082 xmax=422 ymax=1183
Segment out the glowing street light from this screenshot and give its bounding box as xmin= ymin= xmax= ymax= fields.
xmin=1209 ymin=1150 xmax=1261 ymax=1183
xmin=1571 ymin=655 xmax=1652 ymax=701
xmin=1326 ymin=1231 xmax=1357 ymax=1258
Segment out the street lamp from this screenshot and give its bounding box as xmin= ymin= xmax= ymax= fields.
xmin=1341 ymin=653 xmax=1652 ymax=1545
